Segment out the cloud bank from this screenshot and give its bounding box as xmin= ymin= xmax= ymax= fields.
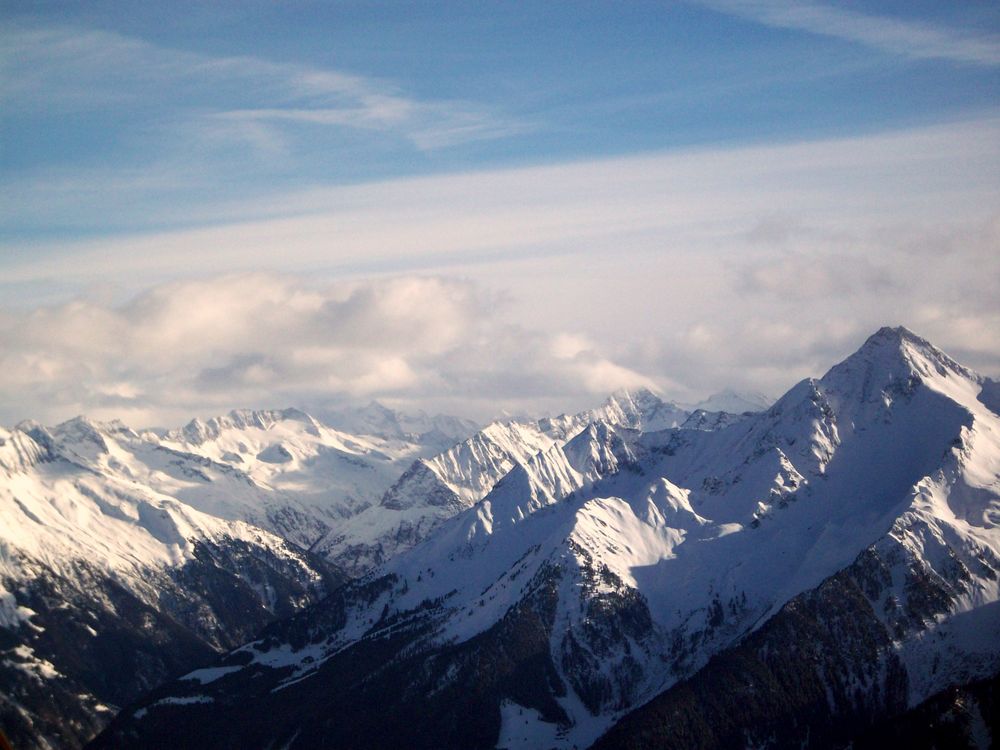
xmin=3 ymin=115 xmax=998 ymax=424
xmin=0 ymin=275 xmax=656 ymax=427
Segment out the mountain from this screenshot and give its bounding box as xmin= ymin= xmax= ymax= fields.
xmin=322 ymin=400 xmax=479 ymax=445
xmin=90 ymin=327 xmax=999 ymax=750
xmin=154 ymin=407 xmax=448 ymax=546
xmin=852 ymin=673 xmax=998 ymax=749
xmin=0 ymin=390 xmax=698 ymax=749
xmin=0 ymin=395 xmax=683 ymax=747
xmin=312 ymin=388 xmax=692 ymax=577
xmin=692 ymin=388 xmax=772 ymax=414
xmin=0 ymin=418 xmax=341 ymax=750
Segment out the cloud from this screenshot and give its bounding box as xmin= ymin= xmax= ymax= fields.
xmin=2 ymin=117 xmax=997 ymax=416
xmin=5 ymin=115 xmax=997 ymax=283
xmin=0 ymin=25 xmax=525 ymax=152
xmin=735 ymin=251 xmax=896 ymax=298
xmin=693 ymin=1 xmax=1000 ymax=66
xmin=601 ymin=209 xmax=1000 ymax=402
xmin=212 ymin=102 xmax=531 ymax=152
xmin=0 ymin=274 xmax=657 ymax=427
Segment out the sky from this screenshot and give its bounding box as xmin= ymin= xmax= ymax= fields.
xmin=1 ymin=1 xmax=999 ymax=426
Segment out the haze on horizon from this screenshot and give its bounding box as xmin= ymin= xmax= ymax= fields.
xmin=1 ymin=1 xmax=998 ymax=427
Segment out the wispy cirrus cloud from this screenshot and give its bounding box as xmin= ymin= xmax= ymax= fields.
xmin=210 ymin=102 xmax=532 ymax=152
xmin=3 ymin=115 xmax=998 ymax=410
xmin=693 ymin=0 xmax=1000 ymax=66
xmin=5 ymin=114 xmax=996 ymax=284
xmin=0 ymin=25 xmax=527 ymax=153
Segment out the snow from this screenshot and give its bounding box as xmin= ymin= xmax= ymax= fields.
xmin=180 ymin=666 xmax=244 ymax=684
xmin=0 ymin=456 xmax=313 ymax=579
xmin=0 ymin=416 xmax=327 ymax=631
xmin=134 ymin=695 xmax=214 ymax=719
xmin=155 ymin=407 xmax=438 ymax=540
xmin=323 ymin=400 xmax=478 ymax=444
xmin=496 ymin=700 xmax=562 ymax=750
xmin=3 ymin=644 xmax=61 ymax=682
xmin=157 ymin=695 xmax=213 ymax=705
xmin=6 ymin=326 xmax=999 ymax=750
xmin=316 ymin=390 xmax=690 ymax=577
xmin=0 ymin=585 xmax=35 ymax=628
xmin=692 ymin=388 xmax=772 ymax=414
xmin=0 ymin=404 xmax=478 ymax=617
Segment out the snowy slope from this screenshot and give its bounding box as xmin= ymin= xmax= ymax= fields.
xmin=0 ymin=403 xmax=480 ymax=748
xmin=2 ymin=407 xmax=461 ymax=575
xmin=154 ymin=408 xmax=441 ymax=545
xmin=93 ymin=327 xmax=1000 ymax=750
xmin=0 ymin=420 xmax=326 ymax=590
xmin=0 ymin=418 xmax=339 ymax=749
xmin=314 ymin=389 xmax=690 ymax=577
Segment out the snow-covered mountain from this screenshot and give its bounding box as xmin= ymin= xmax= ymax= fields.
xmin=154 ymin=407 xmax=451 ymax=546
xmin=0 ymin=418 xmax=341 ymax=749
xmin=691 ymin=387 xmax=772 ymax=414
xmin=322 ymin=400 xmax=479 ymax=445
xmin=0 ymin=402 xmax=483 ymax=749
xmin=313 ymin=388 xmax=693 ymax=577
xmin=92 ymin=327 xmax=1000 ymax=750
xmin=3 ymin=394 xmax=689 ymax=748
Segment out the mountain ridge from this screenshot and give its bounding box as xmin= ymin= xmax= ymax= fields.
xmin=88 ymin=327 xmax=1000 ymax=749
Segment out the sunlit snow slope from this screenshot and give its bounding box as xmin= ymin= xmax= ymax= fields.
xmin=313 ymin=388 xmax=692 ymax=576
xmin=0 ymin=416 xmax=342 ymax=749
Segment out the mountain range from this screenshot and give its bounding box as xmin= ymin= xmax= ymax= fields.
xmin=55 ymin=326 xmax=999 ymax=749
xmin=1 ymin=376 xmax=716 ymax=747
xmin=1 ymin=327 xmax=996 ymax=748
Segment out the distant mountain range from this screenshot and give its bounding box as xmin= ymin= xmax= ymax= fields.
xmin=45 ymin=326 xmax=996 ymax=750
xmin=1 ymin=373 xmax=723 ymax=747
xmin=2 ymin=329 xmax=996 ymax=748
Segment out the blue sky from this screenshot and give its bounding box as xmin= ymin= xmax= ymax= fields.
xmin=4 ymin=0 xmax=997 ymax=240
xmin=1 ymin=2 xmax=999 ymax=424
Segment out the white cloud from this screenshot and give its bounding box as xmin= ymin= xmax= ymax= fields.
xmin=2 ymin=117 xmax=998 ymax=418
xmin=5 ymin=115 xmax=997 ymax=284
xmin=0 ymin=274 xmax=656 ymax=427
xmin=0 ymin=25 xmax=525 ymax=152
xmin=694 ymin=1 xmax=1000 ymax=66
xmin=735 ymin=251 xmax=896 ymax=298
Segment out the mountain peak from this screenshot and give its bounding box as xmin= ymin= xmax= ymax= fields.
xmin=52 ymin=415 xmax=135 ymax=441
xmin=821 ymin=326 xmax=978 ymax=406
xmin=597 ymin=386 xmax=687 ymax=432
xmin=607 ymin=386 xmax=662 ymax=407
xmin=864 ymin=325 xmax=933 ymax=350
xmin=854 ymin=326 xmax=967 ymax=372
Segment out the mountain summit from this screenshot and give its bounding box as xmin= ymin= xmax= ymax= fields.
xmin=91 ymin=328 xmax=1000 ymax=750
